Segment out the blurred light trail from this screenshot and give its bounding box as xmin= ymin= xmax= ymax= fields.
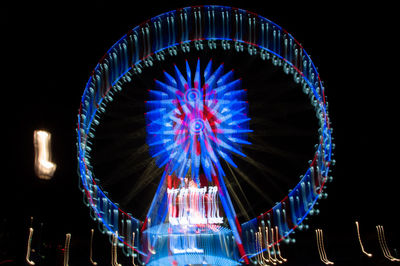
xmin=254 ymin=226 xmax=288 ymax=265
xmin=315 ymin=229 xmax=334 ymax=265
xmin=132 ymin=232 xmax=137 ymax=266
xmin=0 ymin=260 xmax=14 ymax=265
xmin=89 ymin=229 xmax=98 ymax=265
xmin=111 ymin=232 xmax=122 ymax=266
xmin=254 ymin=232 xmax=263 ymax=265
xmin=264 ymin=226 xmax=273 ymax=264
xmin=63 ymin=233 xmax=71 ymax=266
xmin=275 ymin=226 xmax=287 ymax=263
xmin=355 ymin=221 xmax=372 ymax=257
xmin=269 ymin=227 xmax=279 ymax=264
xmin=256 ymin=230 xmax=268 ymax=265
xmin=25 ymin=227 xmax=35 ymax=265
xmin=33 ymin=130 xmax=56 ymax=179
xmin=146 ymin=218 xmax=156 ymax=255
xmin=258 ymin=228 xmax=269 ymax=265
xmin=376 ymin=225 xmax=400 ymax=262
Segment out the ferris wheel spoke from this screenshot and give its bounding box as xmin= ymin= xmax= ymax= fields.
xmin=229 ymin=164 xmax=275 ymax=205
xmin=224 ymin=162 xmax=253 ymax=220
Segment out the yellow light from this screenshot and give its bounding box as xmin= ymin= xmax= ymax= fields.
xmin=111 ymin=232 xmax=122 ymax=266
xmin=25 ymin=227 xmax=35 ymax=265
xmin=355 ymin=221 xmax=373 ymax=257
xmin=315 ymin=229 xmax=334 ymax=265
xmin=64 ymin=233 xmax=71 ymax=266
xmin=90 ymin=229 xmax=98 ymax=265
xmin=275 ymin=226 xmax=287 ymax=263
xmin=376 ymin=225 xmax=400 ymax=262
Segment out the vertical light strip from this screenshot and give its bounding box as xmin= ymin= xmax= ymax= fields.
xmin=254 ymin=232 xmax=262 ymax=265
xmin=319 ymin=229 xmax=334 ymax=265
xmin=376 ymin=225 xmax=400 ymax=262
xmin=257 ymin=227 xmax=269 ymax=265
xmin=315 ymin=229 xmax=325 ymax=264
xmin=354 ymin=221 xmax=372 ymax=257
xmin=33 ymin=130 xmax=56 ymax=180
xmin=63 ymin=233 xmax=71 ymax=266
xmin=270 ymin=227 xmax=280 ymax=264
xmin=89 ymin=229 xmax=98 ymax=265
xmin=25 ymin=228 xmax=35 ymax=265
xmin=275 ymin=226 xmax=287 ymax=262
xmin=132 ymin=232 xmax=137 ymax=266
xmin=111 ymin=232 xmax=122 ymax=266
xmin=264 ymin=226 xmax=273 ymax=264
xmin=147 ymin=218 xmax=156 ymax=255
xmin=315 ymin=229 xmax=334 ymax=265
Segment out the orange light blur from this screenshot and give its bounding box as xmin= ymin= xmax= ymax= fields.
xmin=376 ymin=225 xmax=400 ymax=262
xmin=355 ymin=221 xmax=373 ymax=257
xmin=315 ymin=229 xmax=334 ymax=265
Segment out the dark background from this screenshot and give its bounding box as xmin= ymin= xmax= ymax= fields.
xmin=2 ymin=1 xmax=399 ymax=265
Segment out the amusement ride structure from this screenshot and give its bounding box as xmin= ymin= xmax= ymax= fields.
xmin=77 ymin=5 xmax=333 ymax=265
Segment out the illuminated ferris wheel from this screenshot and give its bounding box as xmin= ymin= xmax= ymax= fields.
xmin=77 ymin=5 xmax=333 ymax=265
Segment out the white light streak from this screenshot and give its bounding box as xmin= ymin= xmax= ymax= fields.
xmin=354 ymin=221 xmax=372 ymax=257
xmin=256 ymin=227 xmax=269 ymax=265
xmin=376 ymin=225 xmax=400 ymax=262
xmin=167 ymin=186 xmax=223 ymax=226
xmin=275 ymin=226 xmax=287 ymax=263
xmin=269 ymin=227 xmax=281 ymax=264
xmin=147 ymin=219 xmax=156 ymax=255
xmin=315 ymin=229 xmax=334 ymax=265
xmin=25 ymin=228 xmax=35 ymax=265
xmin=264 ymin=226 xmax=274 ymax=265
xmin=89 ymin=229 xmax=98 ymax=265
xmin=34 ymin=130 xmax=56 ymax=179
xmin=131 ymin=232 xmax=137 ymax=266
xmin=63 ymin=233 xmax=71 ymax=266
xmin=255 ymin=231 xmax=266 ymax=265
xmin=111 ymin=232 xmax=122 ymax=266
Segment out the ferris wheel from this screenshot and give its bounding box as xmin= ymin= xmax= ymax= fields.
xmin=77 ymin=5 xmax=333 ymax=265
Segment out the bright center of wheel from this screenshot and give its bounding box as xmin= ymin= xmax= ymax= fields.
xmin=146 ymin=59 xmax=251 ymax=184
xmin=189 ymin=119 xmax=205 ymax=134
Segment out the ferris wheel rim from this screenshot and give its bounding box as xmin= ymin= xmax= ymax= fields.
xmin=77 ymin=5 xmax=333 ymax=258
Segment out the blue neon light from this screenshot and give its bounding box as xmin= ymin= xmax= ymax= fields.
xmin=145 ymin=58 xmax=251 ymax=186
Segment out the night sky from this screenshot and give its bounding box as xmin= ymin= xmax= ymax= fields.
xmin=2 ymin=1 xmax=399 ymax=265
